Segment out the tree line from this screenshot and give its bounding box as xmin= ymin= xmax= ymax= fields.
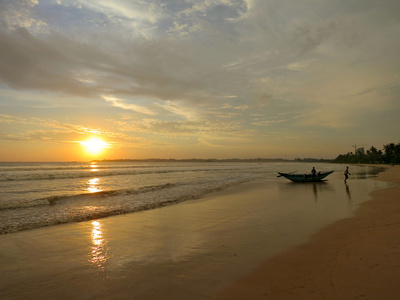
xmin=333 ymin=142 xmax=400 ymax=164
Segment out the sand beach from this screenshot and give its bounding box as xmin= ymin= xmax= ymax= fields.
xmin=0 ymin=165 xmax=398 ymax=299
xmin=219 ymin=165 xmax=400 ymax=299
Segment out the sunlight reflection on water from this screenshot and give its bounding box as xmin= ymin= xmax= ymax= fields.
xmin=87 ymin=177 xmax=102 ymax=193
xmin=90 ymin=220 xmax=109 ymax=270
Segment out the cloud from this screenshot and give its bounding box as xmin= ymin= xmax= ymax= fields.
xmin=102 ymin=95 xmax=156 ymax=115
xmin=0 ymin=27 xmax=95 ymax=96
xmin=110 ymin=117 xmax=254 ymax=139
xmin=199 ymin=135 xmax=253 ymax=148
xmin=0 ymin=113 xmax=153 ymax=152
xmin=0 ymin=0 xmax=46 ymax=32
xmin=252 ymin=114 xmax=305 ymax=127
xmin=0 ymin=114 xmax=111 ymax=141
xmin=1 ymin=0 xmax=400 ymax=160
xmin=234 ymin=105 xmax=248 ymax=110
xmin=0 ymin=26 xmax=198 ymax=106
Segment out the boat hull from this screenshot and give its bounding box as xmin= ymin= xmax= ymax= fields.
xmin=278 ymin=171 xmax=334 ymax=182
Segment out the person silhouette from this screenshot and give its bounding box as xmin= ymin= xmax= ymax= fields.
xmin=344 ymin=166 xmax=351 ymax=183
xmin=311 ymin=167 xmax=316 ymax=177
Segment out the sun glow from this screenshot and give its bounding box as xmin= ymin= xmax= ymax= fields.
xmin=80 ymin=138 xmax=108 ymax=155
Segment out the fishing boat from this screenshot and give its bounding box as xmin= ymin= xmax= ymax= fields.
xmin=277 ymin=170 xmax=334 ymax=182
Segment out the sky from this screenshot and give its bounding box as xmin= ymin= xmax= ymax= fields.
xmin=0 ymin=0 xmax=399 ymax=161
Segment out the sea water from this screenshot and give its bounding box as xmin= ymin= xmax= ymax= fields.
xmin=0 ymin=161 xmax=385 ymax=234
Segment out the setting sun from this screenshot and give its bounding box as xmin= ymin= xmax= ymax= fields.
xmin=80 ymin=138 xmax=109 ymax=155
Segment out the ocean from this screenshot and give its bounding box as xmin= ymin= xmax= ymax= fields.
xmin=0 ymin=161 xmax=385 ymax=235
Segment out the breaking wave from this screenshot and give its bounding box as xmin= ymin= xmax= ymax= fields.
xmin=0 ymin=172 xmax=255 ymax=234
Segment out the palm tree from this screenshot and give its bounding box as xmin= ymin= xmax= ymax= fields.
xmin=383 ymin=143 xmax=400 ymax=164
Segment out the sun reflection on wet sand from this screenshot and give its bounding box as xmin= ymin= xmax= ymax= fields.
xmin=87 ymin=178 xmax=102 ymax=193
xmin=90 ymin=220 xmax=109 ymax=270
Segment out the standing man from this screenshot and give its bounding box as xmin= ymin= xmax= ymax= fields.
xmin=344 ymin=166 xmax=351 ymax=183
xmin=311 ymin=167 xmax=317 ymax=177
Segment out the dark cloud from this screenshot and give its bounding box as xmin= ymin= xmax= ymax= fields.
xmin=0 ymin=27 xmax=93 ymax=95
xmin=0 ymin=26 xmax=203 ymax=104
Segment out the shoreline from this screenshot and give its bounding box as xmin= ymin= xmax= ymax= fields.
xmin=218 ymin=165 xmax=400 ymax=299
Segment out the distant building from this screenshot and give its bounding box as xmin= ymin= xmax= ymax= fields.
xmin=356 ymin=147 xmax=365 ymax=155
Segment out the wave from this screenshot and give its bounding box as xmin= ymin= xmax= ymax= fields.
xmin=0 ymin=166 xmax=260 ymax=182
xmin=0 ymin=183 xmax=178 ymax=210
xmin=0 ymin=176 xmax=255 ymax=235
xmin=0 ymin=163 xmax=153 ymax=173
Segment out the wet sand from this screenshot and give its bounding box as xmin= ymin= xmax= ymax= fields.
xmin=218 ymin=166 xmax=400 ymax=299
xmin=0 ymin=165 xmax=395 ymax=299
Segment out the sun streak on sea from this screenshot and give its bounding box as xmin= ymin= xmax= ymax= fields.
xmin=90 ymin=220 xmax=110 ymax=270
xmin=87 ymin=178 xmax=102 ymax=193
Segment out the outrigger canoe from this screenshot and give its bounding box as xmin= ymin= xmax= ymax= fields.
xmin=278 ymin=171 xmax=334 ymax=182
